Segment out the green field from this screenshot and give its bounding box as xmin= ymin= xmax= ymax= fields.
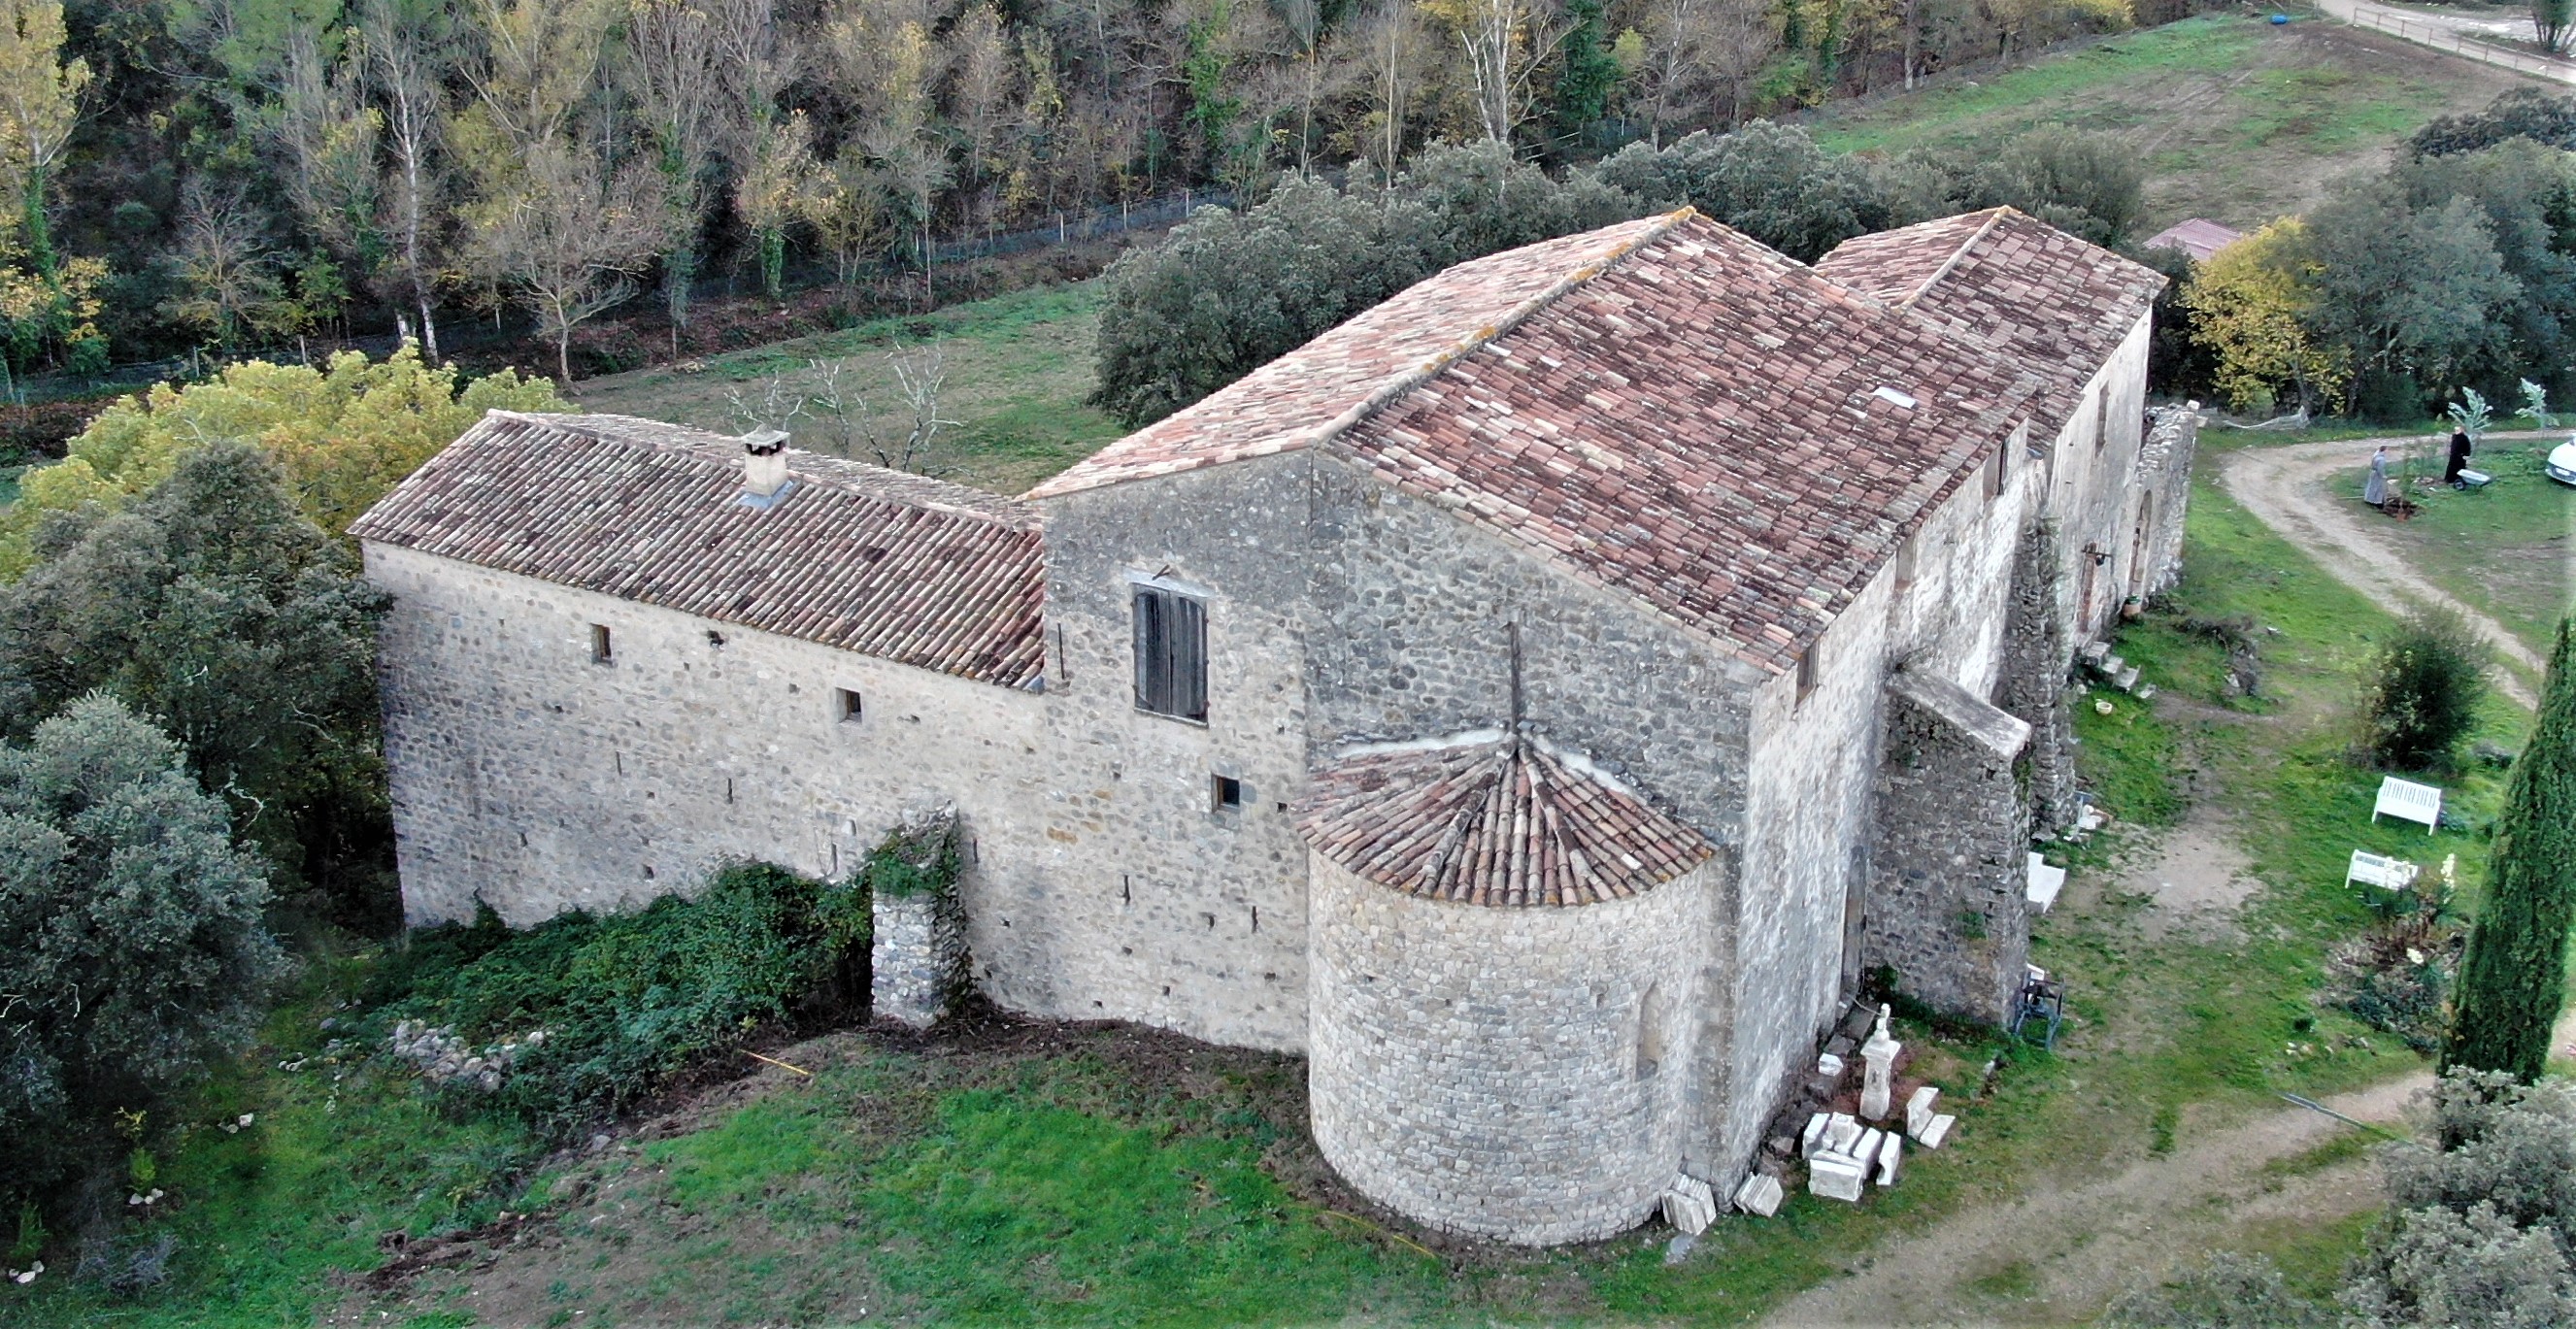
xmin=1809 ymin=13 xmax=2550 ymax=233
xmin=575 ymin=282 xmax=1124 ymax=498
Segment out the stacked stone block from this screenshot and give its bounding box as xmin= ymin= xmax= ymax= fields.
xmin=1998 ymin=520 xmax=2080 ymax=834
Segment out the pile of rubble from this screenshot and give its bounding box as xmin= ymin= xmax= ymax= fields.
xmin=1663 ymin=1000 xmax=1965 ymax=1234
xmin=387 ymin=1019 xmax=545 ymax=1093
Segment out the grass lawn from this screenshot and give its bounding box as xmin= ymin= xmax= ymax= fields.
xmin=1806 ymin=13 xmax=2552 ymax=233
xmin=15 ymin=445 xmax=2543 ymax=1327
xmin=2317 ymin=435 xmax=2575 ymax=663
xmin=574 ymin=282 xmax=1124 ymax=498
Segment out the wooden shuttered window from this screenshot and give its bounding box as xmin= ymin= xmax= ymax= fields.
xmin=1132 ymin=585 xmax=1208 ymax=721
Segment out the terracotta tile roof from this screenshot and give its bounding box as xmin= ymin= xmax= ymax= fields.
xmin=1334 ymin=215 xmax=2048 ymax=674
xmin=1816 ymin=208 xmax=2166 ymax=439
xmin=350 ymin=412 xmax=1046 ymax=689
xmin=1295 ymin=732 xmax=1713 ymax=907
xmin=1024 ymin=213 xmax=1686 ymax=499
xmin=2142 ymin=217 xmax=2243 ymax=264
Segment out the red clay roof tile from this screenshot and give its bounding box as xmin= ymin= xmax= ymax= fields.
xmin=1295 ymin=732 xmax=1714 ymax=907
xmin=350 ymin=413 xmax=1046 ymax=689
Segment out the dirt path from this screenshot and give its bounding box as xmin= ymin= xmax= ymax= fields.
xmin=2219 ymin=433 xmax=2552 ymax=709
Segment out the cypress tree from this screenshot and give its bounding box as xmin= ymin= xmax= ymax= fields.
xmin=2443 ymin=617 xmax=2576 ymax=1082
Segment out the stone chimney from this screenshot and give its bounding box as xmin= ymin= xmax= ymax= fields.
xmin=740 ymin=428 xmax=790 ymax=505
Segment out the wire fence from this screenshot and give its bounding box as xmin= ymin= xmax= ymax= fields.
xmin=2336 ymin=3 xmax=2576 ymax=83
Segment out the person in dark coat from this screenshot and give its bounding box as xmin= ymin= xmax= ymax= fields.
xmin=2447 ymin=427 xmax=2474 ymax=486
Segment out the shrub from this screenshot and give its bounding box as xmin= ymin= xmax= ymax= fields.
xmin=0 ymin=693 xmax=285 ymax=1213
xmin=2364 ymin=609 xmax=2490 ymax=771
xmin=2409 ymin=88 xmax=2576 ymax=158
xmin=2104 ymin=1251 xmax=2331 ymax=1328
xmin=372 ymin=856 xmax=894 ymax=1136
xmin=2337 ymin=1072 xmax=2576 ymax=1327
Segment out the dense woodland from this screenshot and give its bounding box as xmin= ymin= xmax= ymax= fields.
xmin=0 ymin=0 xmax=2174 ymax=385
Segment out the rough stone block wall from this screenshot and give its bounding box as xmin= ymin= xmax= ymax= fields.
xmin=364 ymin=545 xmax=1048 ymax=931
xmin=1304 ymin=459 xmax=1757 ymax=1178
xmin=1864 ymin=671 xmax=2034 ymax=1025
xmin=1307 ymin=853 xmax=1715 ymax=1246
xmin=1025 ymin=451 xmax=1322 ymax=1051
xmin=2135 ymin=406 xmax=2201 ymax=600
xmin=1998 ymin=520 xmax=2080 ymax=834
xmin=870 ymin=809 xmax=968 ymax=1028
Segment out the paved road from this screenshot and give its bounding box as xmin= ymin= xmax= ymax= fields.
xmin=2313 ymin=0 xmax=2576 ymax=84
xmin=2218 ymin=432 xmax=2553 ymax=710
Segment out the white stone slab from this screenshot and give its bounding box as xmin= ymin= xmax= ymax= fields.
xmin=1856 ymin=1128 xmax=1886 ymax=1179
xmin=1824 ymin=1113 xmax=1862 ymax=1155
xmin=1918 ymin=1113 xmax=1956 ymax=1149
xmin=1816 ymin=1051 xmax=1845 ymax=1079
xmin=1801 ymin=1112 xmax=1830 ymax=1158
xmin=1662 ymin=1173 xmax=1718 ymax=1236
xmin=1875 ymin=1135 xmax=1902 ymax=1185
xmin=1809 ymin=1154 xmax=1867 ymax=1203
xmin=2026 ymin=851 xmax=2067 ymax=914
xmin=1906 ymin=1086 xmax=1942 ymax=1140
xmin=1733 ymin=1174 xmax=1784 ymax=1217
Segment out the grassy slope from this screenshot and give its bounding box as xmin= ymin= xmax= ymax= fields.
xmin=1807 ymin=14 xmax=2547 ymax=232
xmin=573 ymin=282 xmax=1123 ymax=498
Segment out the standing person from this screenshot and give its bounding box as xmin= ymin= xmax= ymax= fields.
xmin=2365 ymin=444 xmax=2391 ymax=509
xmin=2446 ymin=425 xmax=2474 ymax=487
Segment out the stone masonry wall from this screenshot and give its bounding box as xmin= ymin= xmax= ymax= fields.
xmin=1023 ymin=451 xmax=1321 ymax=1051
xmin=1307 ymin=852 xmax=1715 ymax=1245
xmin=365 ymin=544 xmax=1049 ymax=930
xmin=1302 ymin=457 xmax=1759 ymax=1179
xmin=1997 ymin=520 xmax=2080 ymax=833
xmin=870 ymin=809 xmax=968 ymax=1028
xmin=2133 ymin=406 xmax=2201 ymax=601
xmin=1864 ymin=670 xmax=2034 ymax=1025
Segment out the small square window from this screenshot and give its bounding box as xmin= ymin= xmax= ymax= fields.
xmin=836 ymin=688 xmax=863 ymax=722
xmin=1211 ymin=775 xmax=1243 ymax=812
xmin=589 ymin=623 xmax=613 ymax=663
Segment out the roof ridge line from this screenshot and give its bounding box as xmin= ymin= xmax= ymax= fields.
xmin=1297 ymin=206 xmax=1696 ymax=456
xmin=508 ymin=409 xmax=1040 ymax=533
xmin=1899 ymin=208 xmax=2011 ymax=310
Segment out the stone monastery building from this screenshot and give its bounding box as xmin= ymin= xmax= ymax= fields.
xmin=353 ymin=207 xmax=2194 ymax=1246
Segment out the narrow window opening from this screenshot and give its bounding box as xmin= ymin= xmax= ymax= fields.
xmin=589 ymin=623 xmax=613 ymax=663
xmin=836 ymin=687 xmax=864 ymax=722
xmin=2095 ymin=388 xmax=2111 ymax=450
xmin=1133 ymin=584 xmax=1208 ymax=721
xmin=1212 ymin=774 xmax=1243 ymax=812
xmin=1795 ymin=644 xmax=1819 ymax=702
xmin=1892 ymin=536 xmax=1920 ymax=589
xmin=1635 ymin=980 xmax=1667 ymax=1079
xmin=1984 ymin=442 xmax=2006 ymax=499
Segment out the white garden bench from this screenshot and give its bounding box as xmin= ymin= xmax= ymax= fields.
xmin=2346 ymin=850 xmax=2420 ymax=891
xmin=2371 ymin=777 xmax=2443 ymax=833
xmin=2025 ymin=852 xmax=2067 ymax=914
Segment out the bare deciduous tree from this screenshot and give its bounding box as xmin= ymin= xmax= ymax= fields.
xmin=360 ymin=0 xmax=453 ymax=359
xmin=164 ymin=183 xmax=279 ymax=350
xmin=467 ymin=144 xmax=664 ymax=385
xmin=624 ymin=0 xmax=723 ymax=345
xmin=1417 ymin=0 xmax=1564 ymax=145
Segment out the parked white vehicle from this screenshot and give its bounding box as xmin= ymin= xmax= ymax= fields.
xmin=2551 ymin=437 xmax=2576 ymax=487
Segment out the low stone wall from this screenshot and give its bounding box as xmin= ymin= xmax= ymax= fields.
xmin=1306 ymin=852 xmax=1714 ymax=1246
xmin=1864 ymin=671 xmax=2033 ymax=1025
xmin=870 ymin=809 xmax=969 ymax=1028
